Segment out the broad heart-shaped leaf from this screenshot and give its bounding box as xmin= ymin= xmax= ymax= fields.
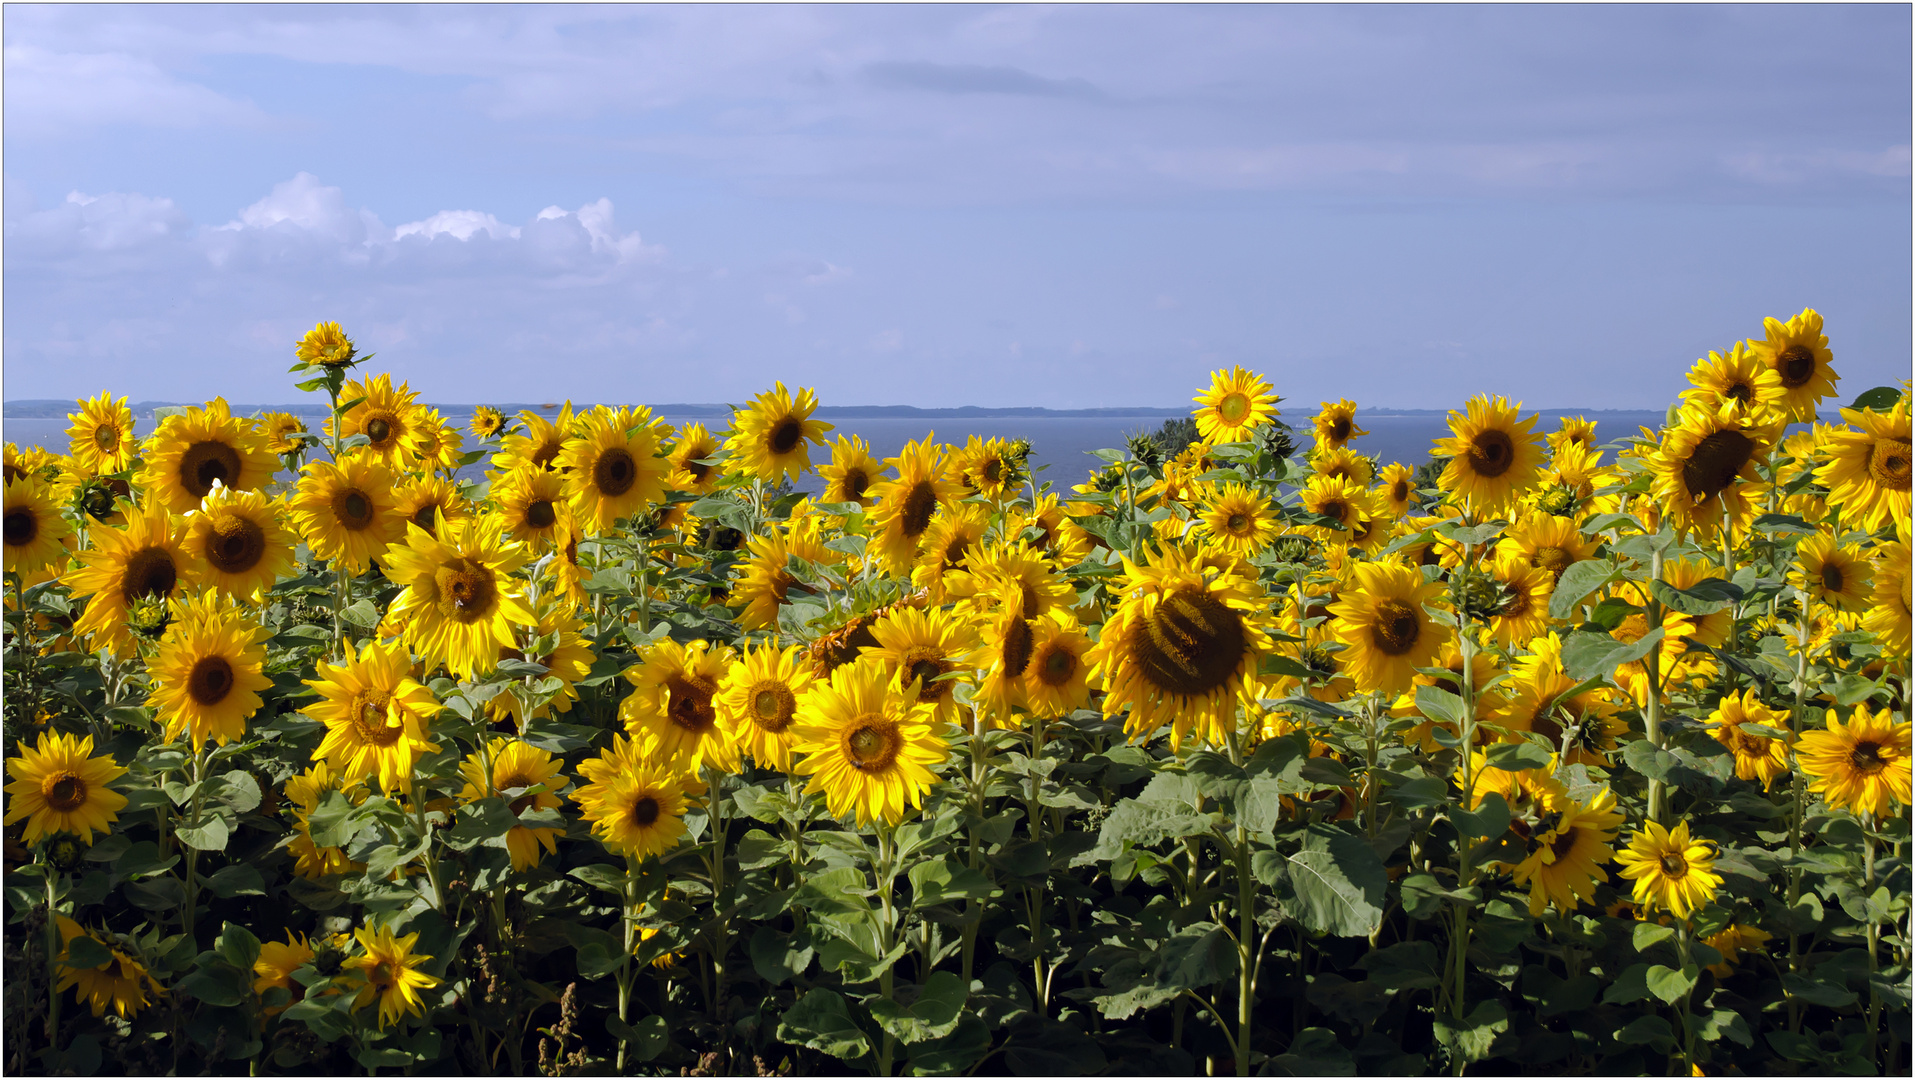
xmin=1272 ymin=824 xmax=1388 ymax=937
xmin=62 ymin=934 xmax=115 ymax=971
xmin=868 ymin=971 xmax=968 ymax=1044
xmin=1645 ymin=964 xmax=1697 ymax=1005
xmin=1482 ymin=740 xmax=1552 ymax=774
xmin=1433 ymin=1000 xmax=1508 ymax=1064
xmin=1150 ymin=922 xmax=1238 ymax=991
xmin=908 ymin=859 xmax=1001 ymax=907
xmin=905 ymin=1013 xmax=993 ymax=1075
xmin=1649 ymin=577 xmax=1743 ymax=615
xmin=175 ymin=813 xmax=231 ymax=852
xmin=605 ymin=1014 xmax=669 ymax=1063
xmin=1548 ymin=559 xmax=1617 ymax=620
xmin=1268 ymin=1027 xmax=1356 ymax=1076
xmin=1559 ymin=625 xmax=1664 ymax=682
xmin=1358 ymin=940 xmax=1444 ymax=991
xmin=207 ymin=864 xmax=265 ymax=898
xmin=750 ymin=925 xmax=814 ymax=986
xmin=1413 ymin=685 xmax=1465 ymax=727
xmin=1847 ymin=385 xmax=1904 ymax=412
xmin=568 ymin=862 xmax=629 ymax=898
xmin=1083 ymin=794 xmax=1211 ymax=862
xmin=777 ymin=989 xmax=871 ymax=1062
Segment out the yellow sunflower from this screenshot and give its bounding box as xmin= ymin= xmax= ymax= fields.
xmin=970 ymin=580 xmax=1036 ymax=724
xmin=3 ymin=441 xmax=57 ymax=485
xmin=867 ymin=603 xmax=982 ymax=731
xmin=1815 ymin=399 xmax=1910 ymax=535
xmin=3 ymin=731 xmax=129 ymax=843
xmin=1614 ymin=820 xmax=1721 ymax=920
xmin=1006 ymin=492 xmax=1093 ymax=568
xmin=956 ymin=435 xmax=1024 ymax=500
xmin=619 ymin=637 xmax=739 ymax=772
xmin=1531 ymin=441 xmax=1618 ymax=518
xmin=296 ymin=321 xmax=358 ymax=368
xmin=572 ymin=742 xmax=697 ymax=860
xmin=259 ymin=412 xmax=309 ymax=456
xmin=1865 ymin=541 xmax=1911 ymax=656
xmin=146 ymin=593 xmax=273 ymax=750
xmin=66 ymin=501 xmax=197 ymax=655
xmin=911 ymin=502 xmax=991 ymax=601
xmin=1490 ymin=633 xmax=1625 ymax=767
xmin=1376 ymin=462 xmax=1417 ymax=518
xmin=66 ymin=391 xmax=137 ymax=475
xmin=253 ymin=933 xmax=317 ymax=1014
xmin=1022 ymin=610 xmax=1093 ymax=720
xmin=284 ymin=762 xmax=368 ymax=879
xmin=1548 ymin=415 xmax=1599 ymax=455
xmin=1502 ymin=510 xmax=1599 ymax=584
xmin=1646 ymin=407 xmax=1781 ymax=539
xmin=665 ymin=422 xmax=723 ymax=495
xmin=381 ymin=515 xmax=536 ymax=680
xmin=492 ymin=404 xmax=575 ymax=476
xmin=4 ymin=476 xmax=72 ymax=575
xmin=404 ymin=405 xmax=465 ymax=474
xmin=344 ymin=924 xmax=442 ymax=1029
xmin=725 ymin=382 xmax=832 ymax=483
xmin=468 ymin=405 xmax=507 ymax=440
xmin=870 ymin=436 xmax=963 ymax=572
xmin=1747 ymin=308 xmax=1839 ymax=422
xmin=717 ymin=642 xmax=817 ymax=772
xmin=942 ymin=538 xmax=1073 ymax=621
xmin=1298 ymin=473 xmax=1373 ymax=546
xmin=1192 ymin=366 xmax=1280 ymax=444
xmin=390 ymin=474 xmax=470 ymax=539
xmin=1798 ymin=705 xmax=1911 ymax=819
xmin=789 ymin=657 xmax=950 ymax=827
xmin=485 ymin=605 xmax=596 ymax=727
xmin=138 ymin=397 xmax=277 ymax=514
xmin=1088 ymin=543 xmax=1273 ymax=749
xmin=1680 ymin=342 xmax=1786 ymax=422
xmin=55 ymin=917 xmax=160 ymax=1019
xmin=288 ymin=452 xmax=403 ymax=574
xmin=561 ymin=405 xmax=669 ymax=535
xmin=1433 ymin=395 xmax=1546 ymax=515
xmin=490 ymin=465 xmax=564 ymax=551
xmin=1708 ymin=689 xmax=1793 ymax=790
xmin=1197 ymin=482 xmax=1280 ymax=557
xmin=457 ymin=738 xmax=566 ymax=872
xmin=817 ymin=434 xmax=884 ymax=507
xmin=1792 ymin=532 xmax=1873 ymax=612
xmin=1485 ymin=551 xmax=1554 ymax=649
xmin=1328 ymin=558 xmax=1451 ymax=698
xmin=306 ymin=637 xmax=442 ymax=794
xmin=1505 ymin=786 xmax=1625 ymax=917
xmin=185 ymin=484 xmax=298 ymax=599
xmin=1312 ymin=445 xmax=1376 ymax=487
xmin=331 ymin=373 xmax=423 ymax=471
xmin=731 ymin=513 xmax=839 ymax=631
xmin=1311 ymin=398 xmax=1367 ymax=450
xmin=1701 ymin=924 xmax=1773 ymax=979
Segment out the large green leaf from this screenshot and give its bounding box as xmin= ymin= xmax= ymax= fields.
xmin=1559 ymin=626 xmax=1664 ymax=682
xmin=868 ymin=971 xmax=968 ymax=1044
xmin=777 ymin=989 xmax=871 ymax=1062
xmin=1548 ymin=559 xmax=1616 ymax=620
xmin=1272 ymin=824 xmax=1387 ymax=937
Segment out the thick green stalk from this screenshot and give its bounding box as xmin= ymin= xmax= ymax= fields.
xmin=707 ymin=768 xmax=729 ymax=1020
xmin=1784 ymin=595 xmax=1814 ymax=1031
xmin=1645 ymin=547 xmax=1667 ymax=824
xmin=1235 ymin=831 xmax=1256 ymax=1076
xmin=616 ymin=858 xmax=637 ymax=1072
xmin=44 ymin=871 xmax=62 ymax=1044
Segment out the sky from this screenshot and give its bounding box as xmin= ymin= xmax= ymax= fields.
xmin=3 ymin=4 xmax=1909 ymax=410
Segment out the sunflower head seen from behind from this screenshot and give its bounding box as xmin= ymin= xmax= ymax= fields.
xmin=55 ymin=916 xmax=160 ymax=1019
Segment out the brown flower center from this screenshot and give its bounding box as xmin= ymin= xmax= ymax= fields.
xmin=531 ymin=439 xmax=563 ymax=470
xmin=594 ymin=447 xmax=638 ymax=497
xmin=1550 ymin=827 xmax=1579 ymax=860
xmin=905 ymin=652 xmax=953 ymax=703
xmin=206 ymin=511 xmax=267 ymax=574
xmin=366 ymin=416 xmax=393 ymax=447
xmin=1318 ymin=498 xmax=1348 ymax=524
xmin=631 ymin=795 xmax=661 ymax=826
xmin=1037 ymin=643 xmax=1078 ymax=687
xmin=751 ymin=682 xmax=797 ymax=733
xmin=844 ymin=718 xmax=901 ymax=772
xmin=665 ymin=673 xmax=719 ymax=735
xmin=1467 ymin=429 xmax=1515 ymax=479
xmin=899 ymin=480 xmax=938 ymax=539
xmin=4 ymin=507 xmax=37 ymax=547
xmin=1128 ymin=586 xmax=1246 ymax=697
xmin=1724 ymin=380 xmax=1753 ymax=404
xmin=333 ymin=488 xmax=375 ymax=531
xmin=1226 ymin=513 xmax=1250 ymax=534
xmin=1369 ymin=599 xmax=1422 ymax=657
xmin=1000 ymin=618 xmax=1035 ymax=679
xmin=1869 ymin=438 xmax=1912 ymax=491
xmin=1821 ymin=561 xmax=1845 ymax=593
xmin=188 ymin=655 xmax=236 ymax=706
xmin=44 ymin=771 xmax=87 ymax=812
xmin=352 ymin=694 xmax=403 ymax=747
xmin=1658 ymin=853 xmax=1688 ymax=879
xmin=1218 ymin=392 xmax=1251 ymax=425
xmin=1851 ymin=740 xmax=1886 ymax=775
xmin=1776 ymin=344 xmax=1816 ymax=388
xmin=841 ymin=468 xmax=870 ymax=501
xmin=1391 ymin=479 xmax=1410 ymax=504
xmin=410 ymin=503 xmax=444 ymax=535
xmin=1330 ymin=416 xmax=1352 ymax=443
xmin=525 ymin=499 xmax=556 ymax=530
xmin=179 ymin=440 xmax=243 ymax=499
xmin=1532 ymin=545 xmax=1572 ymax=576
xmin=768 ymin=418 xmax=805 ymax=456
xmin=437 ymin=559 xmax=499 ymax=623
xmin=94 ymin=424 xmax=120 ymax=450
xmin=120 ymin=547 xmax=179 ymax=603
xmin=1681 ymin=429 xmax=1754 ymax=502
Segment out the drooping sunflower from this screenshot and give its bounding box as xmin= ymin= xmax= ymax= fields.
xmin=456 ymin=738 xmax=566 ymax=872
xmin=1506 ymin=786 xmax=1625 ymax=917
xmin=1646 ymin=407 xmax=1781 ymax=539
xmin=1088 ymin=543 xmax=1274 ymax=749
xmin=3 ymin=731 xmax=129 ymax=843
xmin=1312 ymin=446 xmax=1377 ymax=487
xmin=561 ymin=405 xmax=670 ymax=535
xmin=867 ymin=603 xmax=982 ymax=730
xmin=789 ymin=657 xmax=950 ymax=827
xmin=185 ymin=484 xmax=298 ymax=599
xmin=572 ymin=741 xmax=697 ymax=860
xmin=146 ymin=592 xmax=273 ymax=750
xmin=1680 ymin=342 xmax=1786 ymax=422
xmin=343 ymin=924 xmax=442 ymax=1030
xmin=138 ymin=397 xmax=277 ymax=514
xmin=716 ymin=642 xmax=817 ymax=772
xmin=730 ymin=514 xmax=839 ymax=631
xmin=259 ymin=412 xmax=309 ymax=456
xmin=869 ymin=436 xmax=964 ymax=572
xmin=468 ymin=405 xmax=507 ymax=440
xmin=1192 ymin=366 xmax=1280 ymax=444
xmin=1797 ymin=705 xmax=1912 ymax=819
xmin=306 ymin=638 xmax=442 ymax=794
xmin=725 ymin=382 xmax=832 ymax=483
xmin=66 ymin=391 xmax=137 ymax=475
xmin=664 ymin=421 xmax=722 ymax=495
xmin=817 ymin=434 xmax=885 ymax=507
xmin=404 ymin=405 xmax=465 ymax=474
xmin=1815 ymin=399 xmax=1910 ymax=535
xmin=1708 ymin=689 xmax=1793 ymax=790
xmin=55 ymin=917 xmax=160 ymax=1019
xmin=1432 ymin=395 xmax=1546 ymax=515
xmin=1328 ymin=557 xmax=1451 ymax=698
xmin=390 ymin=474 xmax=470 ymax=539
xmin=66 ymin=501 xmax=197 ymax=655
xmin=288 ymin=453 xmax=403 ymax=574
xmin=1792 ymin=532 xmax=1873 ymax=612
xmin=1376 ymin=462 xmax=1417 ymax=518
xmin=956 ymin=435 xmax=1025 ymax=500
xmin=1197 ymin=482 xmax=1280 ymax=557
xmin=381 ymin=515 xmax=536 ymax=681
xmin=1022 ymin=610 xmax=1093 ymax=719
xmin=4 ymin=476 xmax=72 ymax=575
xmin=619 ymin=637 xmax=739 ymax=772
xmin=331 ymin=373 xmax=423 ymax=471
xmin=1747 ymin=307 xmax=1839 ymax=423
xmin=1614 ymin=820 xmax=1722 ymax=920
xmin=1312 ymin=398 xmax=1367 ymax=450
xmin=1865 ymin=541 xmax=1911 ymax=656
xmin=911 ymin=502 xmax=991 ymax=601
xmin=492 ymin=404 xmax=575 ymax=476
xmin=296 ymin=320 xmax=358 ymax=368
xmin=970 ymin=580 xmax=1036 ymax=723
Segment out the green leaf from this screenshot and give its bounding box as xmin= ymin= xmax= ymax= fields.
xmin=1649 ymin=577 xmax=1743 ymax=615
xmin=1615 ymin=1014 xmax=1674 ymax=1050
xmin=908 ymin=859 xmax=1001 ymax=906
xmin=1270 ymin=1028 xmax=1355 ymax=1075
xmin=305 ymin=790 xmax=362 ymax=849
xmin=777 ymin=989 xmax=871 ymax=1062
xmin=210 ymin=771 xmax=262 ymax=814
xmin=1483 ymin=741 xmax=1552 ymax=773
xmin=1559 ymin=626 xmax=1664 ymax=682
xmin=63 ymin=934 xmax=115 ymax=970
xmin=1632 ymin=922 xmax=1676 ymax=952
xmin=217 ymin=922 xmax=261 ymax=971
xmin=1846 ymin=385 xmax=1903 ymax=412
xmin=1601 ymin=964 xmax=1652 ymax=1005
xmin=1452 ymin=793 xmax=1510 ymax=846
xmin=1697 ymin=1008 xmax=1753 ymax=1047
xmin=749 ymin=925 xmax=814 ymax=986
xmin=869 ymin=971 xmax=968 ymax=1044
xmin=906 ymin=1013 xmax=992 ymax=1075
xmin=1151 ymin=922 xmax=1238 ymax=991
xmin=1782 ymin=973 xmax=1859 ymax=1009
xmin=1272 ymin=824 xmax=1388 ymax=937
xmin=176 ymin=814 xmax=231 ymax=852
xmin=1358 ymin=940 xmax=1444 ymax=991
xmin=606 ymin=1014 xmax=669 ymax=1063
xmin=1380 ymin=774 xmax=1449 ymax=811
xmin=1548 ymin=559 xmax=1617 ymax=620
xmin=208 ymin=864 xmax=265 ymax=898
xmin=176 ymin=964 xmax=249 ymax=1007
xmin=1413 ymin=685 xmax=1465 ymax=727
xmin=1433 ymin=1000 xmax=1508 ymax=1065
xmin=1645 ymin=964 xmax=1696 ymax=1005
xmin=1751 ymin=513 xmax=1818 ymax=537
xmin=568 ymin=862 xmax=629 ymax=897
xmin=340 ymin=598 xmax=382 ymax=628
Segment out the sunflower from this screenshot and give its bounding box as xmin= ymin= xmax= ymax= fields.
xmin=1376 ymin=462 xmax=1417 ymax=518
xmin=146 ymin=593 xmax=273 ymax=751
xmin=1792 ymin=532 xmax=1873 ymax=612
xmin=1461 ymin=748 xmax=1562 ymax=813
xmin=493 ymin=404 xmax=575 ymax=476
xmin=561 ymin=405 xmax=669 ymax=535
xmin=544 ymin=510 xmax=592 ymax=612
xmin=1502 ymin=510 xmax=1599 ymax=585
xmin=1706 ymin=689 xmax=1793 ymax=790
xmin=1680 ymin=342 xmax=1786 ymax=422
xmin=1614 ymin=820 xmax=1722 ymax=920
xmin=1490 ymin=633 xmax=1625 ymax=767
xmin=942 ymin=539 xmax=1073 ymax=621
xmin=1006 ymin=493 xmax=1093 ymax=569
xmin=4 ymin=476 xmax=72 ymax=575
xmin=663 ymin=421 xmax=721 ymax=495
xmin=1312 ymin=446 xmax=1376 ymax=487
xmin=1701 ymin=924 xmax=1774 ymax=979
xmin=818 ymin=434 xmax=885 ymax=508
xmin=956 ymin=435 xmax=1024 ymax=500
xmin=970 ymin=580 xmax=1036 ymax=723
xmin=1196 ymin=482 xmax=1280 ymax=557
xmin=391 ymin=474 xmax=470 ymax=539
xmin=1815 ymin=399 xmax=1910 ymax=535
xmin=1748 ymin=308 xmax=1839 ymax=423
xmin=288 ymin=453 xmax=403 ymax=574
xmin=867 ymin=603 xmax=982 ymax=730
xmin=138 ymin=397 xmax=276 ymax=514
xmin=55 ymin=917 xmax=160 ymax=1019
xmin=1531 ymin=441 xmax=1618 ymax=518
xmin=1485 ymin=551 xmax=1554 ymax=649
xmin=331 ymin=373 xmax=423 ymax=471
xmin=1433 ymin=396 xmax=1546 ymax=515
xmin=3 ymin=731 xmax=129 ymax=843
xmin=306 ymin=638 xmax=442 ymax=794
xmin=1192 ymin=366 xmax=1280 ymax=444
xmin=284 ymin=762 xmax=368 ymax=879
xmin=1089 ymin=543 xmax=1273 ymax=749
xmin=184 ymin=484 xmax=298 ymax=599
xmin=731 ymin=514 xmax=839 ymax=631
xmin=619 ymin=638 xmax=739 ymax=772
xmin=1347 ymin=502 xmax=1396 ymax=555
xmin=66 ymin=391 xmax=137 ymax=475
xmin=344 ymin=924 xmax=442 ymax=1029
xmin=259 ymin=412 xmax=309 ymax=456
xmin=253 ymin=933 xmax=318 ymax=1014
xmin=1298 ymin=473 xmax=1373 ymax=546
xmin=457 ymin=738 xmax=566 ymax=872
xmin=717 ymin=642 xmax=816 ymax=771
xmin=573 ymin=742 xmax=697 ymax=859
xmin=1506 ymin=786 xmax=1625 ymax=917
xmin=789 ymin=657 xmax=949 ymax=827
xmin=1647 ymin=407 xmax=1781 ymax=539
xmin=870 ymin=436 xmax=963 ymax=572
xmin=911 ymin=503 xmax=991 ymax=601
xmin=1865 ymin=541 xmax=1911 ymax=656
xmin=381 ymin=515 xmax=536 ymax=680
xmin=486 ymin=605 xmax=596 ymax=727
xmin=1022 ymin=609 xmax=1093 ymax=720
xmin=296 ymin=321 xmax=358 ymax=368
xmin=66 ymin=502 xmax=197 ymax=655
xmin=1391 ymin=633 xmax=1503 ymax=752
xmin=405 ymin=405 xmax=466 ymax=473
xmin=1328 ymin=558 xmax=1451 ymax=697
xmin=469 ymin=405 xmax=507 ymax=440
xmin=1548 ymin=416 xmax=1599 ymax=455
xmin=1310 ymin=397 xmax=1367 ymax=450
xmin=1797 ymin=705 xmax=1911 ymax=819
xmin=3 ymin=442 xmax=57 ymax=485
xmin=725 ymin=382 xmax=832 ymax=483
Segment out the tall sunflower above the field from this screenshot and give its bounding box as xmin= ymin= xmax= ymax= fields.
xmin=289 ymin=452 xmax=403 ymax=574
xmin=468 ymin=404 xmax=507 ymax=440
xmin=1747 ymin=307 xmax=1839 ymax=423
xmin=1192 ymin=366 xmax=1280 ymax=444
xmin=66 ymin=391 xmax=138 ymax=475
xmin=561 ymin=405 xmax=669 ymax=535
xmin=330 ymin=373 xmax=424 ymax=471
xmin=1313 ymin=398 xmax=1367 ymax=450
xmin=1647 ymin=405 xmax=1781 ymax=539
xmin=138 ymin=397 xmax=277 ymax=514
xmin=818 ymin=434 xmax=884 ymax=507
xmin=382 ymin=515 xmax=536 ymax=680
xmin=185 ymin=484 xmax=298 ymax=599
xmin=870 ymin=436 xmax=963 ymax=572
xmin=1815 ymin=396 xmax=1910 ymax=536
xmin=1797 ymin=705 xmax=1911 ymax=819
xmin=66 ymin=501 xmax=198 ymax=655
xmin=1431 ymin=395 xmax=1545 ymax=516
xmin=725 ymin=382 xmax=832 ymax=483
xmin=306 ymin=637 xmax=442 ymax=793
xmin=1089 ymin=542 xmax=1275 ymax=749
xmin=1328 ymin=557 xmax=1450 ymax=697
xmin=4 ymin=476 xmax=73 ymax=574
xmin=790 ymin=657 xmax=950 ymax=827
xmin=3 ymin=731 xmax=129 ymax=843
xmin=295 ymin=320 xmax=358 ymax=368
xmin=147 ymin=592 xmax=273 ymax=750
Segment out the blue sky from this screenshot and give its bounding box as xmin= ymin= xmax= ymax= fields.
xmin=4 ymin=4 xmax=1909 ymax=409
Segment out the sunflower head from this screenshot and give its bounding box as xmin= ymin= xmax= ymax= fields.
xmin=1433 ymin=396 xmax=1546 ymax=515
xmin=1749 ymin=308 xmax=1838 ymax=423
xmin=1192 ymin=367 xmax=1280 ymax=444
xmin=1313 ymin=398 xmax=1367 ymax=450
xmin=725 ymin=382 xmax=833 ymax=483
xmin=4 ymin=475 xmax=73 ymax=575
xmin=1613 ymin=820 xmax=1722 ymax=920
xmin=561 ymin=405 xmax=670 ymax=535
xmin=66 ymin=392 xmax=137 ymax=475
xmin=789 ymin=658 xmax=950 ymax=827
xmin=296 ymin=321 xmax=358 ymax=368
xmin=469 ymin=405 xmax=507 ymax=440
xmin=1797 ymin=705 xmax=1912 ymax=820
xmin=3 ymin=731 xmax=130 ymax=844
xmin=137 ymin=397 xmax=277 ymax=514
xmin=667 ymin=422 xmax=724 ymax=494
xmin=344 ymin=924 xmax=442 ymax=1030
xmin=148 ymin=591 xmax=275 ymax=751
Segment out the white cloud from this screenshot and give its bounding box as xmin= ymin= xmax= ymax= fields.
xmin=224 ymin=173 xmax=389 ymax=247
xmin=395 ymin=210 xmax=520 ymax=242
xmin=7 ymin=189 xmax=189 ymax=252
xmin=1 ymin=44 xmax=265 ymax=135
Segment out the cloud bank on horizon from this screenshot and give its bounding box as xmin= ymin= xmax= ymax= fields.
xmin=3 ymin=4 xmax=1909 ymax=410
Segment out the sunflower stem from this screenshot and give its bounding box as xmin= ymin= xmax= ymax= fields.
xmin=411 ymin=758 xmax=444 ymax=913
xmin=44 ymin=869 xmax=62 ymax=1045
xmin=181 ymin=741 xmax=210 ymax=939
xmin=1864 ymin=828 xmax=1882 ymax=1068
xmin=1645 ymin=546 xmax=1667 ymax=825
xmin=960 ymin=727 xmax=988 ymax=985
xmin=616 ymin=856 xmax=637 ymax=1072
xmin=1234 ymin=821 xmax=1256 ymax=1076
xmin=875 ymin=821 xmax=900 ymax=1077
xmin=706 ymin=767 xmax=729 ymax=1022
xmin=1784 ymin=592 xmax=1814 ymax=1032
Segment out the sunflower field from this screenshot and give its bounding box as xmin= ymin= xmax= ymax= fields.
xmin=1 ymin=310 xmax=1909 ymax=1077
